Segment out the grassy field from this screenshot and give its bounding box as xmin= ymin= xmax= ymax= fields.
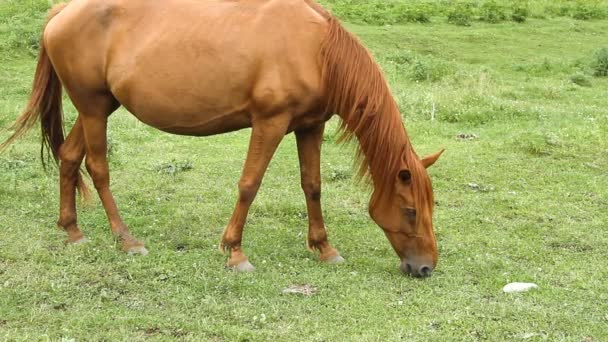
xmin=1 ymin=0 xmax=608 ymax=340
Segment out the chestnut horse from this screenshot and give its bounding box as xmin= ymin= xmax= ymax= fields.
xmin=1 ymin=0 xmax=443 ymax=277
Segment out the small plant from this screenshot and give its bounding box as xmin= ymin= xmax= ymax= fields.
xmin=511 ymin=6 xmax=529 ymax=23
xmin=447 ymin=4 xmax=473 ymax=26
xmin=107 ymin=135 xmax=118 ymax=158
xmin=408 ymin=58 xmax=453 ymax=82
xmin=517 ymin=133 xmax=561 ymax=156
xmin=328 ymin=168 xmax=351 ymax=182
xmin=0 ymin=158 xmax=27 ymax=171
xmin=592 ymin=47 xmax=608 ymax=77
xmin=479 ymin=1 xmax=507 ymax=23
xmin=361 ymin=3 xmax=394 ymax=25
xmin=545 ymin=1 xmax=607 ymax=20
xmin=385 ymin=51 xmax=414 ymax=66
xmin=571 ymin=2 xmax=605 ymax=20
xmin=570 ymin=73 xmax=592 ymax=87
xmin=395 ymin=5 xmax=431 ymax=24
xmin=410 ymin=60 xmax=430 ymax=82
xmin=328 ymin=1 xmax=439 ymax=26
xmin=155 ymin=159 xmax=194 ymax=175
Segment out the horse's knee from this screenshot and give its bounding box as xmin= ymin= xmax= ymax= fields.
xmin=85 ymin=157 xmax=109 ymax=189
xmin=59 ymin=158 xmax=81 ymax=184
xmin=59 ymin=160 xmax=80 ymax=179
xmin=302 ymin=180 xmax=321 ymax=201
xmin=59 ymin=143 xmax=82 ymax=164
xmin=238 ymin=179 xmax=260 ymax=203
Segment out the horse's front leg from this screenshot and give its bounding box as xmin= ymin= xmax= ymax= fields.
xmin=295 ymin=124 xmax=344 ymax=263
xmin=220 ymin=114 xmax=291 ymax=272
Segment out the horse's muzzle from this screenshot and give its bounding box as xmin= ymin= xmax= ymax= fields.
xmin=400 ymin=260 xmax=433 ymax=278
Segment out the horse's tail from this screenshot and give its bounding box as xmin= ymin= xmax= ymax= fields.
xmin=0 ymin=2 xmax=90 ymax=200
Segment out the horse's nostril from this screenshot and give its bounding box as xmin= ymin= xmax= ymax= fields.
xmin=400 ymin=262 xmax=413 ymax=275
xmin=419 ymin=265 xmax=432 ymax=277
xmin=400 ymin=262 xmax=432 ymax=277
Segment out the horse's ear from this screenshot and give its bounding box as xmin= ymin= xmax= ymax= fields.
xmin=421 ymin=149 xmax=444 ymax=169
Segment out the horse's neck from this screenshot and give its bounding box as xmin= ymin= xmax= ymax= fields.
xmin=338 ymin=103 xmax=408 ymax=188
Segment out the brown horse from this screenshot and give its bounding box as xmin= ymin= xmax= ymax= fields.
xmin=1 ymin=0 xmax=443 ymax=277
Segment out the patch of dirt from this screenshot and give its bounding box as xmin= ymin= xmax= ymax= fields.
xmin=52 ymin=303 xmax=68 ymax=310
xmin=457 ymin=133 xmax=478 ymax=140
xmin=467 ymin=183 xmax=495 ymax=192
xmin=282 ymin=284 xmax=318 ymax=296
xmin=141 ymin=326 xmax=189 ymax=338
xmin=548 ymin=241 xmax=593 ymax=253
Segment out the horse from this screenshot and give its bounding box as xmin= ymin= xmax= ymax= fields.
xmin=1 ymin=0 xmax=443 ymax=277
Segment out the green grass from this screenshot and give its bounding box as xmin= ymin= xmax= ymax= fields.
xmin=319 ymin=0 xmax=608 ymax=25
xmin=1 ymin=0 xmax=608 ymax=340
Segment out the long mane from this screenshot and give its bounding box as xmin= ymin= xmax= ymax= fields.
xmin=316 ymin=11 xmax=433 ymax=225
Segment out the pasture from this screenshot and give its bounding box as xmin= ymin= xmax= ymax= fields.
xmin=1 ymin=0 xmax=607 ymax=340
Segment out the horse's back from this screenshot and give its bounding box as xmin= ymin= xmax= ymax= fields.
xmin=44 ymin=0 xmax=328 ymax=135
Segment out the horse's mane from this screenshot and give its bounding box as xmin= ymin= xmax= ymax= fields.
xmin=316 ymin=9 xmax=433 ymax=225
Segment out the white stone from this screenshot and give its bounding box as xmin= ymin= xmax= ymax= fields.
xmin=503 ymin=282 xmax=539 ymax=293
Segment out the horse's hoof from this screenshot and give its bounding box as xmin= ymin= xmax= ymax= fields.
xmin=323 ymin=254 xmax=345 ymax=264
xmin=67 ymin=237 xmax=88 ymax=245
xmin=229 ymin=260 xmax=255 ymax=272
xmin=72 ymin=237 xmax=89 ymax=245
xmin=127 ymin=246 xmax=149 ymax=256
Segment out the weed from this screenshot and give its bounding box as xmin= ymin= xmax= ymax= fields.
xmin=0 ymin=158 xmax=27 ymax=170
xmin=511 ymin=5 xmax=529 ymax=23
xmin=591 ymin=47 xmax=608 ymax=77
xmin=544 ymin=1 xmax=608 ymax=20
xmin=570 ymin=72 xmax=592 ymax=87
xmin=479 ymin=1 xmax=507 ymax=23
xmin=409 ymin=58 xmax=453 ymax=82
xmin=384 ymin=50 xmax=414 ymax=66
xmin=329 ymin=1 xmax=435 ymax=25
xmin=328 ymin=167 xmax=351 ymax=182
xmin=571 ymin=1 xmax=606 ymax=20
xmin=447 ymin=4 xmax=473 ymax=26
xmin=154 ymin=160 xmax=194 ymax=175
xmin=106 ymin=135 xmax=118 ymax=158
xmin=411 ymin=60 xmax=430 ymax=82
xmin=516 ymin=133 xmax=562 ymax=156
xmin=395 ymin=4 xmax=432 ymax=24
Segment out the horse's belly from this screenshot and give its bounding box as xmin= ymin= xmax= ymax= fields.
xmin=109 ymin=63 xmax=254 ymax=136
xmin=135 ymin=109 xmax=252 ymax=137
xmin=115 ymin=89 xmax=252 ymax=136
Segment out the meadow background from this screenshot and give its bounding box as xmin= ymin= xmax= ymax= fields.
xmin=1 ymin=0 xmax=607 ymax=340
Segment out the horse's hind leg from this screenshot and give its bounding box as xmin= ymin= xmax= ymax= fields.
xmin=295 ymin=124 xmax=344 ymax=264
xmin=57 ymin=117 xmax=86 ymax=243
xmin=72 ymin=92 xmax=147 ymax=255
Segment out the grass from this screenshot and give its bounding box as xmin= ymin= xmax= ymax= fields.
xmin=319 ymin=0 xmax=608 ymax=25
xmin=2 ymin=0 xmax=608 ymax=341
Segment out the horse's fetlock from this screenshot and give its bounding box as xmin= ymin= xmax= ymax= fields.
xmin=221 ymin=237 xmax=241 ymax=250
xmin=57 ymin=216 xmax=76 ymax=229
xmin=308 ymin=237 xmax=328 ymax=251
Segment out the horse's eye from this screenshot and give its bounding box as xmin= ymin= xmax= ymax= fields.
xmin=403 ymin=208 xmax=416 ymax=219
xmin=399 ymin=170 xmax=411 ymax=183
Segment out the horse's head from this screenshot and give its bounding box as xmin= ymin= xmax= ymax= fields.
xmin=369 ymin=149 xmax=443 ymax=278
